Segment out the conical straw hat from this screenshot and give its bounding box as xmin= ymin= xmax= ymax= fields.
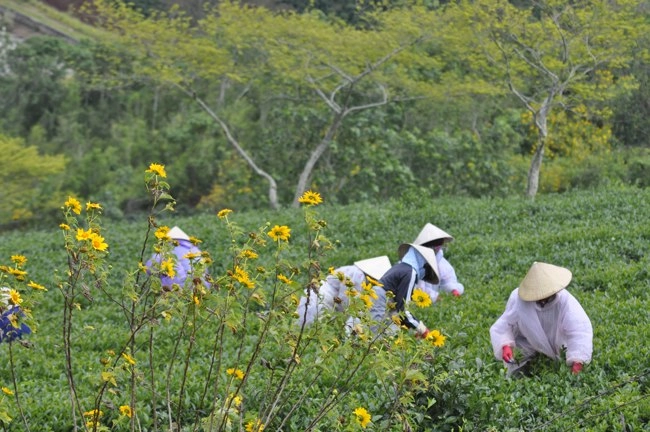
xmin=518 ymin=262 xmax=572 ymax=301
xmin=397 ymin=243 xmax=440 ymax=284
xmin=354 ymin=256 xmax=392 ymax=281
xmin=168 ymin=226 xmax=190 ymax=241
xmin=413 ymin=223 xmax=454 ymax=246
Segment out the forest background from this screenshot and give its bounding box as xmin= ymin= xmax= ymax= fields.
xmin=0 ymin=0 xmax=649 ymax=229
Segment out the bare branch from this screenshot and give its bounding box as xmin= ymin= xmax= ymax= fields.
xmin=344 ymin=83 xmax=388 ymax=115
xmin=306 ymin=75 xmax=342 ymax=114
xmin=493 ymin=36 xmax=537 ymax=112
xmin=175 ymin=83 xmax=280 ymax=210
xmin=326 ymin=63 xmax=354 ymax=84
xmin=550 ymin=8 xmax=569 ymax=64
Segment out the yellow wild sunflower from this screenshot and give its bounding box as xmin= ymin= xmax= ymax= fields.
xmin=145 ymin=163 xmax=167 ymax=178
xmin=353 ymin=407 xmax=371 ymax=428
xmin=411 ymin=288 xmax=432 ymax=308
xmin=119 ymin=405 xmax=132 ymax=418
xmin=217 ymin=208 xmax=233 ymax=218
xmin=64 ymin=196 xmax=82 ymax=215
xmin=298 ymin=190 xmax=323 ymax=206
xmin=426 ymin=329 xmax=446 ymax=347
xmin=267 ymin=225 xmax=291 ymax=241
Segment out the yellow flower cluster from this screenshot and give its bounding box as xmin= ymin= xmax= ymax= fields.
xmin=267 ymin=225 xmax=291 ymax=241
xmin=145 ymin=163 xmax=167 ymax=178
xmin=239 ymin=249 xmax=259 ymax=260
xmin=64 ymin=197 xmax=82 ymax=215
xmin=119 ymin=405 xmax=133 ymax=418
xmin=345 ymin=287 xmax=358 ymax=298
xmin=155 ymin=226 xmax=171 ymax=241
xmin=217 ymin=208 xmax=233 ymax=219
xmin=8 ymin=289 xmax=23 ymax=305
xmin=1 ymin=265 xmax=27 ymax=282
xmin=233 ymin=266 xmax=255 ymax=289
xmin=245 ymin=419 xmax=265 ymax=432
xmin=359 ymin=294 xmax=373 ymax=309
xmin=10 ymin=255 xmax=27 ymax=266
xmin=228 ymin=393 xmax=243 ymax=408
xmin=353 ymin=407 xmax=371 ymax=428
xmin=64 ymin=197 xmax=103 ymax=215
xmin=83 ymin=409 xmax=104 ymax=428
xmin=183 ymin=251 xmax=201 ymax=260
xmin=425 ymin=329 xmax=446 ymax=347
xmin=76 ymin=228 xmax=108 ymax=252
xmin=365 ymin=275 xmax=383 ymax=288
xmin=227 ymin=367 xmax=245 ymax=380
xmin=277 ymin=274 xmax=292 ymax=284
xmin=361 ymin=281 xmax=379 ymax=300
xmin=411 ymin=288 xmax=432 ymax=308
xmin=122 ymin=352 xmax=136 ymax=366
xmin=27 ymin=281 xmax=46 ymax=291
xmin=160 ymin=258 xmax=176 ymax=278
xmin=86 ymin=202 xmax=102 ymax=211
xmin=298 ymin=190 xmax=323 ymax=206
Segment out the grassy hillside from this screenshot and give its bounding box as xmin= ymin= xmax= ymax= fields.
xmin=0 ymin=185 xmax=648 ymax=430
xmin=1 ymin=0 xmax=105 ymax=41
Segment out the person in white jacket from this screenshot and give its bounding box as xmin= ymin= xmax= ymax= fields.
xmin=295 ymin=255 xmax=392 ymax=329
xmin=412 ymin=223 xmax=464 ymax=302
xmin=490 ymin=262 xmax=593 ymax=376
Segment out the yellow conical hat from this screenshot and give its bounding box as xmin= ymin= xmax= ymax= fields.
xmin=168 ymin=226 xmax=190 ymax=241
xmin=354 ymin=256 xmax=392 ymax=281
xmin=518 ymin=262 xmax=572 ymax=301
xmin=413 ymin=223 xmax=454 ymax=246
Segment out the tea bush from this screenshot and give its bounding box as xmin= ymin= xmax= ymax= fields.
xmin=0 ymin=168 xmax=648 ymax=431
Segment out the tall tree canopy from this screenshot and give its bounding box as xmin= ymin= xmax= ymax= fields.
xmin=0 ymin=134 xmax=66 ymax=225
xmin=89 ymin=0 xmax=497 ymax=209
xmin=456 ymin=0 xmax=646 ymax=197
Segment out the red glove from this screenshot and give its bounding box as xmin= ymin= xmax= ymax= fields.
xmin=415 ymin=325 xmax=429 ymax=339
xmin=502 ymin=346 xmax=513 ymax=363
xmin=451 ymin=290 xmax=461 ymax=297
xmin=571 ymin=362 xmax=583 ymax=374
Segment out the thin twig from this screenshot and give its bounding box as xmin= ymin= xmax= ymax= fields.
xmin=8 ymin=343 xmax=30 ymax=431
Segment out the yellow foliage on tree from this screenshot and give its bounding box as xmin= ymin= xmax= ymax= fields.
xmin=0 ymin=134 xmax=66 ymax=225
xmin=89 ymin=0 xmax=498 ymax=208
xmin=456 ymin=0 xmax=647 ymax=198
xmin=521 ymin=105 xmax=612 ymax=162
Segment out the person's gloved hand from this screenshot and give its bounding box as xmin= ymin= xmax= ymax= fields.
xmin=502 ymin=345 xmax=514 ymax=363
xmin=451 ymin=289 xmax=461 ymax=297
xmin=415 ymin=322 xmax=429 ymax=339
xmin=571 ymin=362 xmax=583 ymax=374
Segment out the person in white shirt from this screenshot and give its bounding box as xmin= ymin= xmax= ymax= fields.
xmin=295 ymin=255 xmax=392 ymax=329
xmin=412 ymin=223 xmax=464 ymax=302
xmin=490 ymin=262 xmax=593 ymax=376
xmin=369 ymin=243 xmax=440 ymax=337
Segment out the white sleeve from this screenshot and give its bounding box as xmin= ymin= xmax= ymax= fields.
xmin=416 ymin=280 xmax=440 ymax=303
xmin=295 ymin=289 xmax=320 ymax=326
xmin=489 ymin=289 xmax=519 ymax=360
xmin=561 ymin=293 xmax=594 ymax=365
xmin=437 ymin=253 xmax=464 ymax=294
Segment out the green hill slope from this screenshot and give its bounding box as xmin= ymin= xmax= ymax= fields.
xmin=1 ymin=0 xmax=103 ymax=42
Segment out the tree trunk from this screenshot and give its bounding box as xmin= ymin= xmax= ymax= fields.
xmin=291 ymin=111 xmax=344 ymax=207
xmin=189 ymin=91 xmax=280 ymax=210
xmin=526 ymin=135 xmax=545 ymax=199
xmin=526 ymin=100 xmax=551 ymax=199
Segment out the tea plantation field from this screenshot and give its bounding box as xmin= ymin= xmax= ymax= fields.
xmin=0 ymin=185 xmax=648 ymax=431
